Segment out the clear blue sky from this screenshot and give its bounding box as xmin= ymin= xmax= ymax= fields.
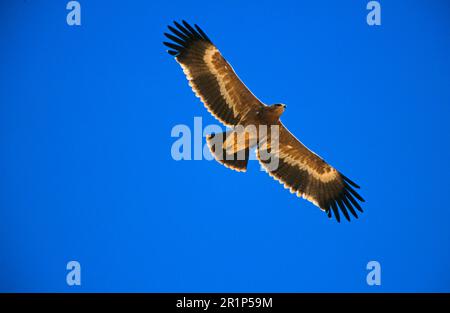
xmin=1 ymin=0 xmax=449 ymax=292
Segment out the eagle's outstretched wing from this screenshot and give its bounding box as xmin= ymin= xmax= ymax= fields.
xmin=257 ymin=123 xmax=365 ymax=222
xmin=164 ymin=21 xmax=264 ymax=126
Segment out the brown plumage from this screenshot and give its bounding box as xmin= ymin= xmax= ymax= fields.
xmin=164 ymin=21 xmax=365 ymax=222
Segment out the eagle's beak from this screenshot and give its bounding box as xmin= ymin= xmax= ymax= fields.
xmin=283 ymin=104 xmax=287 ymax=108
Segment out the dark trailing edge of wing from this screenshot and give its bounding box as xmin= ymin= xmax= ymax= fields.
xmin=324 ymin=173 xmax=365 ymax=223
xmin=163 ymin=20 xmax=212 ymax=57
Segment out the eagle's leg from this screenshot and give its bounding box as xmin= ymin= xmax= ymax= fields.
xmin=206 ymin=129 xmax=255 ymax=172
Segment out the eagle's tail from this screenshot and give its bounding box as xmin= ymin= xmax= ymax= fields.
xmin=206 ymin=129 xmax=256 ymax=172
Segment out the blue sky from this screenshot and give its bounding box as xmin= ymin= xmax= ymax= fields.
xmin=0 ymin=0 xmax=449 ymax=292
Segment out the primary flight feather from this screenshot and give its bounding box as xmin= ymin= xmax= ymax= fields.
xmin=163 ymin=21 xmax=365 ymax=222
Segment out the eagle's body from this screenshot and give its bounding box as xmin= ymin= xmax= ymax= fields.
xmin=164 ymin=21 xmax=365 ymax=222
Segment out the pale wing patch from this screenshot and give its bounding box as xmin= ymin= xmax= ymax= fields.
xmin=256 ymin=149 xmax=321 ymax=209
xmin=281 ymin=153 xmax=338 ymax=183
xmin=272 ymin=145 xmax=339 ymax=183
xmin=203 ymin=46 xmax=242 ymax=119
xmin=178 ymin=60 xmax=233 ymax=127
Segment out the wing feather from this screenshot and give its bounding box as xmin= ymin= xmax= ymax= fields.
xmin=164 ymin=21 xmax=263 ymax=126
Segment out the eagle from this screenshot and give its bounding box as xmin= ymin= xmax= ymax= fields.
xmin=163 ymin=21 xmax=365 ymax=222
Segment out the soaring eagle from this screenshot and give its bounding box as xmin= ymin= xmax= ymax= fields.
xmin=164 ymin=21 xmax=365 ymax=222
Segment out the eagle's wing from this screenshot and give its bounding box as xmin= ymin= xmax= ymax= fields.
xmin=164 ymin=21 xmax=264 ymax=126
xmin=257 ymin=123 xmax=365 ymax=222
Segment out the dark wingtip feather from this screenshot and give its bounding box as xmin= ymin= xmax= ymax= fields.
xmin=168 ymin=25 xmax=188 ymax=40
xmin=174 ymin=21 xmax=192 ymax=37
xmin=341 ymin=195 xmax=358 ymax=219
xmin=194 ymin=24 xmax=211 ymax=42
xmin=182 ymin=20 xmax=201 ymax=38
xmin=330 ymin=201 xmax=340 ymax=223
xmin=340 ymin=173 xmax=360 ymax=189
xmin=180 ymin=20 xmax=193 ymax=34
xmin=181 ymin=20 xmax=193 ymax=29
xmin=163 ymin=41 xmax=180 ymax=49
xmin=163 ymin=41 xmax=184 ymax=55
xmin=167 ymin=50 xmax=178 ymax=56
xmin=164 ymin=32 xmax=186 ymax=46
xmin=336 ymin=199 xmax=351 ymax=222
xmin=344 ymin=182 xmax=365 ymax=202
xmin=344 ymin=190 xmax=364 ymax=213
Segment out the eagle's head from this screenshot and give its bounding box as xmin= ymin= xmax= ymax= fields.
xmin=273 ymin=103 xmax=287 ymax=109
xmin=270 ymin=103 xmax=287 ymax=115
xmin=263 ymin=103 xmax=287 ymax=121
